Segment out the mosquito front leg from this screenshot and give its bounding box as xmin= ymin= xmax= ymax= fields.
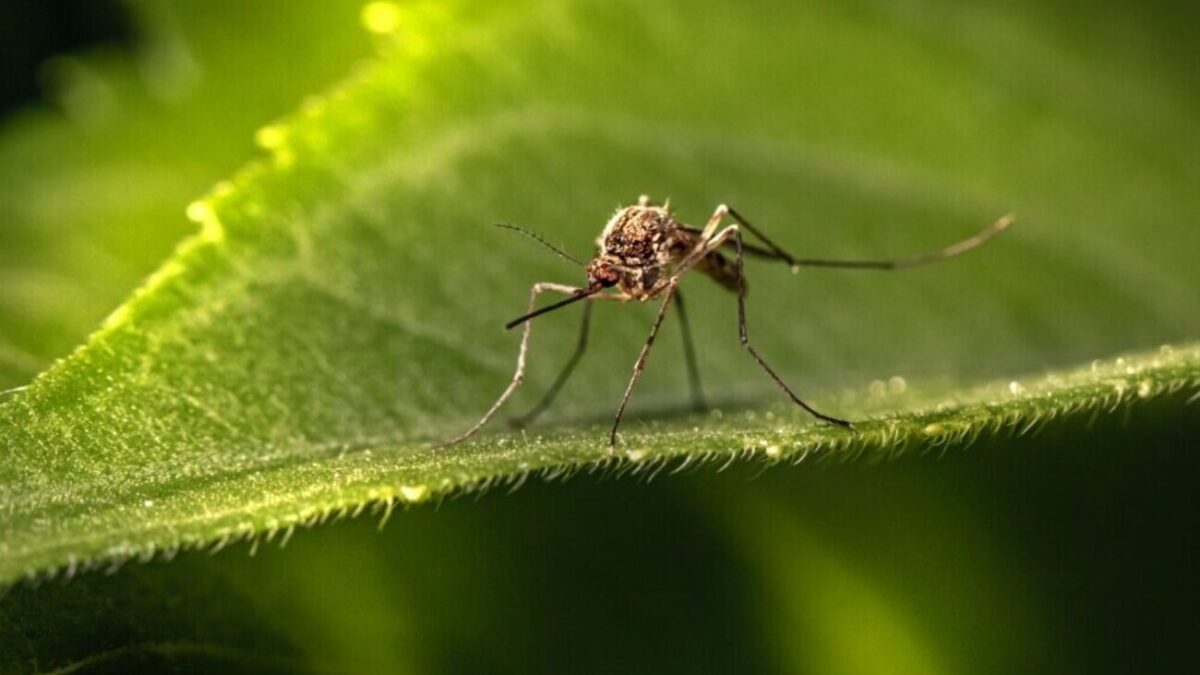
xmin=438 ymin=282 xmax=585 ymax=447
xmin=609 ymin=281 xmax=679 ymax=450
xmin=511 ymin=301 xmax=593 ymax=428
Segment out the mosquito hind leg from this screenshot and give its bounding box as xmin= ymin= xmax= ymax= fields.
xmin=437 ymin=282 xmax=584 ymax=447
xmin=723 ymin=206 xmax=799 ymax=264
xmin=720 ymin=225 xmax=855 ymax=429
xmin=720 ymin=206 xmax=1013 ymax=271
xmin=511 ymin=301 xmax=593 ymax=428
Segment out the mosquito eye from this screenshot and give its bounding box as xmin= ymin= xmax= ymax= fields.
xmin=588 ymin=261 xmax=618 ymax=287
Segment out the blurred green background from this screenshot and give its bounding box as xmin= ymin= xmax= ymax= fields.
xmin=1 ymin=1 xmax=1197 ymax=673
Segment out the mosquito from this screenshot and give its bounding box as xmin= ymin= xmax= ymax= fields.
xmin=441 ymin=195 xmax=1014 ymax=451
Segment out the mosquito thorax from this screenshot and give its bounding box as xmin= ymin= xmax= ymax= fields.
xmin=595 ymin=205 xmax=681 ymax=295
xmin=598 ymin=206 xmax=677 ymax=264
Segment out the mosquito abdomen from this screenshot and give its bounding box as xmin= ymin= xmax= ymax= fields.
xmin=696 ymin=250 xmax=741 ymax=293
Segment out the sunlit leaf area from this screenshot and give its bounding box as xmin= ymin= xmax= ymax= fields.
xmin=1 ymin=0 xmax=1197 ymax=673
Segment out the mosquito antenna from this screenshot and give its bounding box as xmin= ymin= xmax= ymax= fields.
xmin=789 ymin=214 xmax=1016 ymax=270
xmin=505 ymin=287 xmax=599 ymax=330
xmin=493 ymin=223 xmax=584 ymax=267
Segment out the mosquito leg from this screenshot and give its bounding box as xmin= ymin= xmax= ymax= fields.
xmin=437 ymin=282 xmax=584 ymax=447
xmin=726 ymin=227 xmax=854 ymax=429
xmin=723 ymin=206 xmax=798 ymax=264
xmin=674 ymin=289 xmax=707 ymax=411
xmin=511 ymin=301 xmax=593 ymax=428
xmin=661 ymin=204 xmax=730 ymax=282
xmin=718 ymin=208 xmax=1014 ymax=270
xmin=699 ymin=204 xmax=729 ymax=241
xmin=610 ymin=282 xmax=678 ymax=450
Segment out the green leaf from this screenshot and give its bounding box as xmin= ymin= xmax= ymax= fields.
xmin=4 ymin=412 xmax=1196 ymax=673
xmin=2 ymin=0 xmax=1198 ymax=594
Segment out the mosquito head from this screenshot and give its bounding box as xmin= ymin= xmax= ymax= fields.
xmin=586 ymin=258 xmax=621 ymax=289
